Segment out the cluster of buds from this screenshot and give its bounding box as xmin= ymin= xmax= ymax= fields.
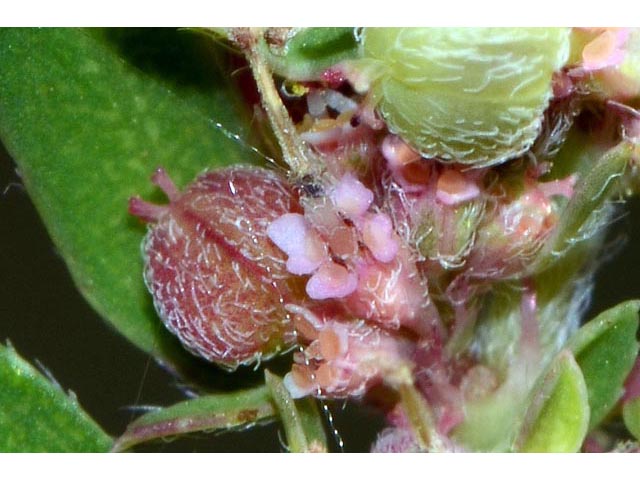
xmin=130 ymin=28 xmax=640 ymax=451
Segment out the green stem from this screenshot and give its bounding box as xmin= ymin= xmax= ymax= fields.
xmin=264 ymin=370 xmax=328 ymax=453
xmin=396 ymin=375 xmax=446 ymax=452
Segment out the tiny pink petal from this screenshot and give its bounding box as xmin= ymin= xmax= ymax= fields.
xmin=306 ymin=262 xmax=358 ymax=300
xmin=330 ymin=173 xmax=374 ymax=218
xmin=436 ymin=169 xmax=480 ymax=206
xmin=267 ymin=213 xmax=326 ymax=275
xmin=362 ymin=213 xmax=400 ymax=263
xmin=283 ymin=371 xmax=315 ymax=399
xmin=538 ymin=175 xmax=576 ymax=199
xmin=582 ymin=28 xmax=630 ymax=71
xmin=381 ymin=135 xmax=421 ymax=168
xmin=318 ymin=324 xmax=349 ymax=361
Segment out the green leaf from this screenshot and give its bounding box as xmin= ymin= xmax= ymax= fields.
xmin=0 ymin=343 xmax=112 ymax=452
xmin=113 ymin=385 xmax=277 ymax=452
xmin=516 ymin=350 xmax=589 ymax=453
xmin=568 ymin=300 xmax=640 ymax=430
xmin=0 ymin=28 xmax=260 ymax=379
xmin=260 ymin=28 xmax=360 ymax=81
xmin=623 ymin=397 xmax=640 ymax=441
xmin=264 ymin=370 xmax=328 ymax=453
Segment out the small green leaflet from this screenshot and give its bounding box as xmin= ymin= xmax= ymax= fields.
xmin=0 ymin=343 xmax=112 ymax=452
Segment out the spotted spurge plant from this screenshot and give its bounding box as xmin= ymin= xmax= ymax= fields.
xmin=1 ymin=27 xmax=640 ymax=452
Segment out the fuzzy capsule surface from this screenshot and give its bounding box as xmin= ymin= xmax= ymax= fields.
xmin=130 ymin=166 xmax=301 ymax=369
xmin=361 ymin=27 xmax=571 ymax=167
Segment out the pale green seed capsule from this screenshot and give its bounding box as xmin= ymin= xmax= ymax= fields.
xmin=361 ymin=28 xmax=571 ymax=167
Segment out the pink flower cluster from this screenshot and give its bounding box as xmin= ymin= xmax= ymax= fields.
xmin=268 ymin=173 xmax=398 ymax=300
xmin=264 ymin=119 xmax=575 ymax=408
xmin=267 ymin=170 xmax=436 ymax=398
xmin=283 ymin=305 xmax=413 ymax=398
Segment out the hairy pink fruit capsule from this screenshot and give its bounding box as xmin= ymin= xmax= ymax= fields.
xmin=129 ymin=166 xmax=302 ymax=369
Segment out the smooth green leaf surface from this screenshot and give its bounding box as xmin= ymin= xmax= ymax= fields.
xmin=0 ymin=28 xmax=259 ymax=379
xmin=0 ymin=343 xmax=112 ymax=452
xmin=623 ymin=397 xmax=640 ymax=441
xmin=568 ymin=300 xmax=640 ymax=430
xmin=264 ymin=370 xmax=328 ymax=453
xmin=113 ymin=385 xmax=276 ymax=451
xmin=516 ymin=351 xmax=589 ymax=453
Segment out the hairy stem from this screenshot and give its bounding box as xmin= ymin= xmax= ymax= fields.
xmin=228 ymin=28 xmax=321 ymax=179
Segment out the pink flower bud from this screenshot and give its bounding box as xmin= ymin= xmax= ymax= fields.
xmin=284 ymin=319 xmax=413 ymax=398
xmin=581 ymin=28 xmax=630 ymax=71
xmin=347 ymin=251 xmax=437 ymax=334
xmin=362 ymin=212 xmax=400 ymax=263
xmin=330 ymin=173 xmax=374 ymax=219
xmin=306 ymin=262 xmax=358 ymax=300
xmin=467 ymin=178 xmax=559 ymax=279
xmin=267 ymin=213 xmax=327 ymax=275
xmin=436 ymin=169 xmax=480 ymax=206
xmin=381 ymin=134 xmax=421 ymax=169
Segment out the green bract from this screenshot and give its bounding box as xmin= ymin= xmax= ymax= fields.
xmin=261 ymin=28 xmax=360 ymax=81
xmin=516 ymin=351 xmax=589 ymax=453
xmin=624 ymin=397 xmax=640 ymax=441
xmin=361 ymin=28 xmax=570 ymax=166
xmin=264 ymin=371 xmax=328 ymax=453
xmin=113 ymin=385 xmax=277 ymax=452
xmin=568 ymin=300 xmax=640 ymax=430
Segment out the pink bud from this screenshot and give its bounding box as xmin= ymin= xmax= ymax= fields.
xmin=347 ymin=252 xmax=436 ymax=333
xmin=318 ymin=324 xmax=349 ymax=360
xmin=582 ymin=28 xmax=630 ymax=71
xmin=381 ymin=134 xmax=431 ymax=192
xmin=306 ymin=262 xmax=358 ymax=300
xmin=436 ymin=169 xmax=480 ymax=206
xmin=362 ymin=213 xmax=400 ymax=263
xmin=381 ymin=134 xmax=421 ymax=168
xmin=267 ymin=213 xmax=327 ymax=275
xmin=284 ymin=319 xmax=413 ymax=398
xmin=330 ymin=173 xmax=374 ymax=218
